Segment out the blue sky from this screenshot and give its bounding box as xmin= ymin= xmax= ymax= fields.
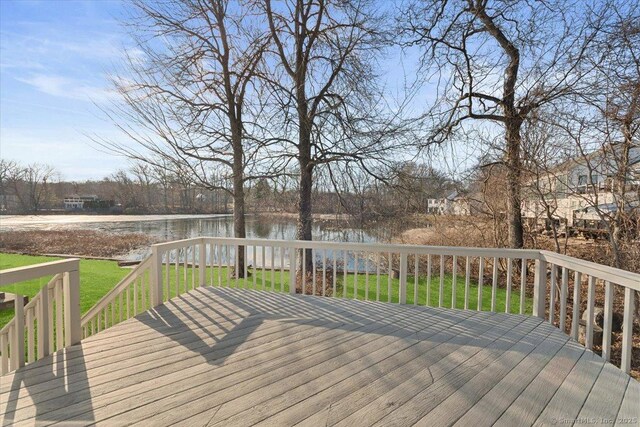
xmin=0 ymin=0 xmax=457 ymax=181
xmin=1 ymin=0 xmax=132 ymax=180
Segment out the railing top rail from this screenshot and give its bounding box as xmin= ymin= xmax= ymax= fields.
xmin=81 ymin=256 xmax=152 ymax=326
xmin=151 ymin=237 xmax=205 ymax=252
xmin=150 ymin=236 xmax=639 ymax=289
xmin=541 ymin=250 xmax=640 ymax=290
xmin=0 ymin=258 xmax=80 ymax=287
xmin=152 ymin=236 xmax=543 ymax=259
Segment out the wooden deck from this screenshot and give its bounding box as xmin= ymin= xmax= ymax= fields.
xmin=1 ymin=287 xmax=638 ymax=426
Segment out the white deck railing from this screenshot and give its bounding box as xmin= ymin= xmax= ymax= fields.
xmin=2 ymin=238 xmax=638 ymax=375
xmin=0 ymin=259 xmax=81 ymax=375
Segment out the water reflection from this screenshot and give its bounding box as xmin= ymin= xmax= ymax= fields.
xmin=85 ymin=215 xmax=382 ymax=260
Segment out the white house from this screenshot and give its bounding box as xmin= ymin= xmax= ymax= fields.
xmin=522 ymin=144 xmax=640 ymax=228
xmin=63 ymin=195 xmax=99 ymax=211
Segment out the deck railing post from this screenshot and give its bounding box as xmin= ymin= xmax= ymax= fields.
xmin=39 ymin=285 xmax=50 ymax=358
xmin=151 ymin=246 xmax=163 ymax=306
xmin=621 ymin=287 xmax=635 ymax=373
xmin=399 ymin=253 xmax=408 ymax=304
xmin=63 ymin=264 xmax=81 ymax=346
xmin=533 ymin=258 xmax=547 ymax=319
xmin=289 ymin=247 xmax=296 ymax=295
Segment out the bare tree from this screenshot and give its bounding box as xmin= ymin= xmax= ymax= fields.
xmin=7 ymin=163 xmax=59 ymax=212
xmin=401 ymin=0 xmax=608 ymax=248
xmin=98 ymin=0 xmax=277 ymax=276
xmin=259 ymin=0 xmax=398 ymax=274
xmin=523 ymin=3 xmax=639 ymax=270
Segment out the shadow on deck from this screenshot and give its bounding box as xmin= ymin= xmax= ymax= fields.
xmin=0 ymin=287 xmax=637 ymax=426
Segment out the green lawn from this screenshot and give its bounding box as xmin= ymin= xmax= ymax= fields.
xmin=168 ymin=263 xmax=533 ymax=314
xmin=1 ymin=253 xmax=533 ymax=330
xmin=0 ymin=253 xmax=130 ymax=328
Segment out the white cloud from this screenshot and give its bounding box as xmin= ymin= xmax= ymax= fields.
xmin=15 ymin=74 xmax=116 ymax=103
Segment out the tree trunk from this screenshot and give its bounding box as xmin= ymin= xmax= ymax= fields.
xmin=505 ymin=119 xmax=524 ymax=248
xmin=296 ymin=116 xmax=314 ymax=287
xmin=231 ymin=122 xmax=246 ymax=278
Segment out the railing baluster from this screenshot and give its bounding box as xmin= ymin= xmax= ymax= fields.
xmin=289 ymin=247 xmax=296 ymax=295
xmin=0 ymin=330 xmax=8 ymax=374
xmin=426 ymin=254 xmax=432 ymax=307
xmin=452 ymin=255 xmax=457 ymax=309
xmin=520 ymin=258 xmax=526 ymax=315
xmin=253 ymin=245 xmax=257 ymax=289
xmin=506 ymin=258 xmax=513 ymax=313
xmin=302 ymin=249 xmax=307 ymax=296
xmin=228 ymin=245 xmax=233 ymax=287
xmin=353 ymin=252 xmax=358 ymax=299
xmin=199 ymin=242 xmax=206 ymax=288
xmin=55 ymin=280 xmax=63 ymax=350
xmin=110 ymin=299 xmax=115 ymax=328
xmin=192 ymin=245 xmax=197 ymax=290
xmin=414 ymin=254 xmax=419 ymax=306
xmin=478 ymin=257 xmax=484 ymax=311
xmin=621 ymin=287 xmax=635 ymax=373
xmin=26 ymin=307 xmax=34 ymax=363
xmin=313 ymin=249 xmax=317 ymax=296
xmin=549 ymin=265 xmax=557 ymax=324
xmin=280 ymin=247 xmax=285 ymax=293
xmin=399 ymin=252 xmax=408 ymax=304
xmin=387 ymin=252 xmax=392 ymax=303
xmin=134 ymin=277 xmax=139 ymax=315
xmin=48 ymin=286 xmax=54 ymax=354
xmin=491 ymin=257 xmax=498 ymax=312
xmin=343 ymin=250 xmax=348 ymax=298
xmin=243 ymin=245 xmax=248 ymax=288
xmin=560 ymin=267 xmax=568 ymax=332
xmin=175 ymin=249 xmax=180 ymax=295
xmin=602 ymin=281 xmax=613 ymax=361
xmin=464 ymin=256 xmax=470 ymax=310
xmin=585 ymin=275 xmax=596 ymax=349
xmin=323 ymin=249 xmax=327 ymax=297
xmin=438 ymin=255 xmax=444 ymax=307
xmin=571 ymin=271 xmax=582 ymax=340
xmin=365 ymin=252 xmax=369 ymax=301
xmin=218 ymin=245 xmax=223 ymax=287
xmin=262 ymin=245 xmax=266 ymax=291
xmin=140 ymin=276 xmax=146 ymax=311
xmin=39 ymin=285 xmax=50 ymax=358
xmin=333 ymin=250 xmax=338 ymax=297
xmin=376 ymin=252 xmax=380 ymax=301
xmin=271 ymin=246 xmax=276 ymax=292
xmin=214 ymin=242 xmax=216 ymax=287
xmin=183 ymin=247 xmax=188 ymax=292
xmin=165 ymin=251 xmax=171 ymax=298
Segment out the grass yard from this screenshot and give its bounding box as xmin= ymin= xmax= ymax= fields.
xmin=0 ymin=253 xmax=130 ymax=328
xmin=163 ymin=263 xmax=533 ymax=314
xmin=1 ymin=253 xmax=533 ymax=330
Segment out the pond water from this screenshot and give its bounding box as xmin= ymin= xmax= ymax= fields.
xmin=1 ymin=214 xmax=390 ymax=261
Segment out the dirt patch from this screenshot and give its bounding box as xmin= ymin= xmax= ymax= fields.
xmin=0 ymin=230 xmax=154 ymax=258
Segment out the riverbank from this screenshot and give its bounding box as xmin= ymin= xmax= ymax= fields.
xmin=0 ymin=213 xmax=233 ymax=230
xmin=0 ymin=230 xmax=154 ymax=259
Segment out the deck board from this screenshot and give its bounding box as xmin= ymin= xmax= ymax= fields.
xmin=0 ymin=286 xmax=637 ymax=426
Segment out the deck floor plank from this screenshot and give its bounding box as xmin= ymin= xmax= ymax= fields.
xmin=0 ymin=286 xmax=635 ymax=427
xmin=452 ymin=324 xmax=570 ymax=427
xmin=14 ymin=293 xmax=450 ymax=425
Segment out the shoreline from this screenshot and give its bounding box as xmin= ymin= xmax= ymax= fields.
xmin=0 ymin=213 xmax=234 ymax=230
